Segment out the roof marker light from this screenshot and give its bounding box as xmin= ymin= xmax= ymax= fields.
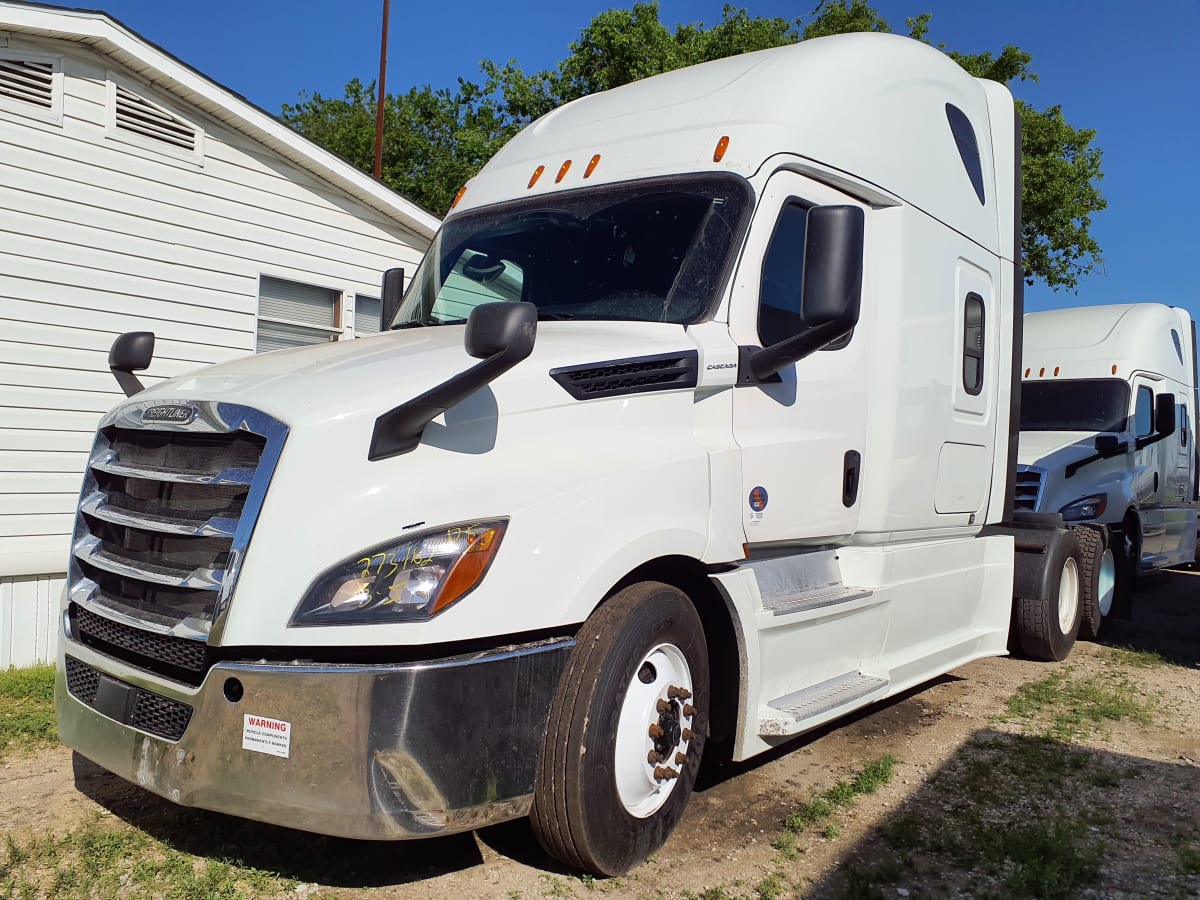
xmin=1054 ymin=366 xmax=1060 ymax=376
xmin=1112 ymin=364 xmax=1118 ymax=375
xmin=555 ymin=159 xmax=572 ymax=183
xmin=584 ymin=154 xmax=601 ymax=178
xmin=450 ymin=185 xmax=468 ymax=209
xmin=713 ymin=135 xmax=730 ymax=163
xmin=1039 ymin=367 xmax=1045 ymax=377
xmin=528 ymin=165 xmax=545 ymax=189
xmin=1024 ymin=367 xmax=1030 ymax=377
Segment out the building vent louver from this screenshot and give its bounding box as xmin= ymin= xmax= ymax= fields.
xmin=114 ymin=83 xmax=198 ymax=152
xmin=0 ymin=57 xmax=54 ymax=109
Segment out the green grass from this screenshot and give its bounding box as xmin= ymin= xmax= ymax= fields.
xmin=1107 ymin=647 xmax=1168 ymax=668
xmin=781 ymin=755 xmax=896 ymax=838
xmin=0 ymin=665 xmax=57 ymax=755
xmin=1003 ymin=668 xmax=1152 ymax=741
xmin=0 ymin=816 xmax=300 ymax=900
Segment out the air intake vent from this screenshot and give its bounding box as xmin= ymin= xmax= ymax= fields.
xmin=1014 ymin=465 xmax=1045 ymax=511
xmin=551 ymin=351 xmax=699 ymax=400
xmin=113 ymin=83 xmax=198 ymax=152
xmin=0 ymin=56 xmax=54 ymax=109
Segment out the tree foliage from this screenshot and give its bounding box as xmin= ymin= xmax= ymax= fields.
xmin=282 ymin=1 xmax=1105 ymax=290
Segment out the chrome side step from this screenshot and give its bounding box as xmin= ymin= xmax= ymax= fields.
xmin=764 ymin=672 xmax=889 ymax=731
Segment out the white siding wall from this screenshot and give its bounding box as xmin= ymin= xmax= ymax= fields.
xmin=0 ymin=35 xmax=430 ymax=663
xmin=1 ymin=574 xmax=63 ymax=668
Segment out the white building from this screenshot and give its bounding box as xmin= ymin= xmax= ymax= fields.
xmin=0 ymin=1 xmax=440 ymax=667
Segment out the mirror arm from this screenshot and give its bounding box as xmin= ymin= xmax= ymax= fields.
xmin=1135 ymin=430 xmax=1172 ymax=452
xmin=111 ymin=370 xmax=146 ymax=398
xmin=738 ymin=320 xmax=851 ymax=384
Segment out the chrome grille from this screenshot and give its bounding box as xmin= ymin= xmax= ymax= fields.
xmin=64 ymin=656 xmax=193 ymax=742
xmin=68 ymin=401 xmax=287 ymax=682
xmin=1014 ymin=465 xmax=1046 ymax=511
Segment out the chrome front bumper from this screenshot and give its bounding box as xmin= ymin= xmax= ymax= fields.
xmin=56 ymin=636 xmax=574 ymax=839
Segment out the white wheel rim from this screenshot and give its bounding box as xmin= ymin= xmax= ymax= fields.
xmin=614 ymin=642 xmax=694 ymax=818
xmin=1058 ymin=557 xmax=1080 ymax=634
xmin=1097 ymin=547 xmax=1116 ymax=617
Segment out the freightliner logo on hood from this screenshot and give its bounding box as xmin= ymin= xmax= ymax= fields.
xmin=141 ymin=405 xmax=197 ymax=424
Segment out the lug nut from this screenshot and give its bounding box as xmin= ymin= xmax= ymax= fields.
xmin=675 ymin=752 xmax=687 ymax=765
xmin=682 ymin=728 xmax=693 ymax=741
xmin=668 ymin=685 xmax=692 ymax=700
xmin=683 ymin=703 xmax=696 ymax=717
xmin=661 ymin=767 xmax=679 ymax=780
xmin=653 ymin=766 xmax=667 ymax=781
xmin=648 ymin=750 xmax=661 ymax=764
xmin=656 ymin=699 xmax=671 ymax=713
xmin=648 ymin=723 xmax=664 ymax=739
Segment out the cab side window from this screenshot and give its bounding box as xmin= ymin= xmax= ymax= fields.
xmin=1134 ymin=386 xmax=1154 ymax=437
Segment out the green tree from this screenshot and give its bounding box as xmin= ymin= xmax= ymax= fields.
xmin=283 ymin=1 xmax=1104 ymax=290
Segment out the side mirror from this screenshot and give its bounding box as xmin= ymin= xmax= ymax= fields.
xmin=369 ymin=302 xmax=537 ymax=460
xmin=1155 ymin=393 xmax=1176 ymax=437
xmin=109 ymin=331 xmax=155 ymax=397
xmin=742 ymin=205 xmax=864 ymax=382
xmin=1094 ymin=434 xmax=1122 ymax=457
xmin=380 ymin=267 xmax=405 ymax=331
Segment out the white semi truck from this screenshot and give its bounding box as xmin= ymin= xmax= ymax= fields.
xmin=1018 ymin=303 xmax=1198 ymax=638
xmin=57 ymin=33 xmax=1092 ymax=875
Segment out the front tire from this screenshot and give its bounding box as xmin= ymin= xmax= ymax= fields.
xmin=530 ymin=582 xmax=709 ymax=875
xmin=1076 ymin=525 xmax=1116 ymax=641
xmin=1015 ymin=532 xmax=1083 ymax=661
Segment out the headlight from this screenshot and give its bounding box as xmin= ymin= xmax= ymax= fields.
xmin=289 ymin=520 xmax=507 ymax=626
xmin=1059 ymin=494 xmax=1107 ymax=522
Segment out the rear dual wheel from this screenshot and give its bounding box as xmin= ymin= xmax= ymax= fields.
xmin=1015 ymin=531 xmax=1084 ymax=662
xmin=1076 ymin=525 xmax=1116 ymax=641
xmin=530 ymin=582 xmax=709 ymax=876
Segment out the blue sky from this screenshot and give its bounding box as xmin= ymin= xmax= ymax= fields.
xmin=48 ymin=0 xmax=1199 ymax=319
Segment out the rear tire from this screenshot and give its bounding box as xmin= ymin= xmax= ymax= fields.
xmin=1015 ymin=531 xmax=1083 ymax=661
xmin=1076 ymin=525 xmax=1116 ymax=641
xmin=1111 ymin=517 xmax=1140 ymax=619
xmin=530 ymin=582 xmax=709 ymax=875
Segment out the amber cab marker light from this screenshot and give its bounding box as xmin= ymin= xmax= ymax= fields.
xmin=1039 ymin=367 xmax=1045 ymax=376
xmin=713 ymin=135 xmax=730 ymax=163
xmin=1112 ymin=364 xmax=1118 ymax=375
xmin=584 ymin=154 xmax=601 ymax=178
xmin=450 ymin=185 xmax=468 ymax=209
xmin=1024 ymin=367 xmax=1030 ymax=377
xmin=555 ymin=159 xmax=573 ymax=183
xmin=1054 ymin=366 xmax=1060 ymax=376
xmin=528 ymin=165 xmax=545 ymax=189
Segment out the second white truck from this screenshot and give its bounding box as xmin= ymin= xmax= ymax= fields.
xmin=1018 ymin=303 xmax=1198 ymax=637
xmin=58 ymin=33 xmax=1091 ymax=875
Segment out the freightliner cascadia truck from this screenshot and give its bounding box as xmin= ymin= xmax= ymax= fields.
xmin=1017 ymin=303 xmax=1198 ymax=638
xmin=55 ymin=33 xmax=1115 ymax=875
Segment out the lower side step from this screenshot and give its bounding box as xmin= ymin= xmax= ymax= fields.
xmin=765 ymin=672 xmax=889 ymax=728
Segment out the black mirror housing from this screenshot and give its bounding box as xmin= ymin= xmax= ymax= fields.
xmin=381 ymin=267 xmax=404 ymax=331
xmin=466 ymin=301 xmax=537 ymax=359
xmin=1094 ymin=434 xmax=1121 ymax=456
xmin=1155 ymin=393 xmax=1176 ymax=437
xmin=109 ymin=331 xmax=155 ymax=397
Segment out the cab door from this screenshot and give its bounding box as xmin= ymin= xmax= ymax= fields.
xmin=729 ymin=172 xmax=869 ymax=546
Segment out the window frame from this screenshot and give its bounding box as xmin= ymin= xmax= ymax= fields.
xmin=1134 ymin=385 xmax=1154 ymax=438
xmin=256 ymin=275 xmax=343 ymax=353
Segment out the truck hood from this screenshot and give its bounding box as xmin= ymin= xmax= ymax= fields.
xmin=133 ymin=320 xmax=699 ymax=428
xmin=1017 ymin=431 xmax=1104 ymax=469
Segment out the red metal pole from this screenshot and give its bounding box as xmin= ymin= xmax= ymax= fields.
xmin=373 ymin=0 xmax=390 ymax=180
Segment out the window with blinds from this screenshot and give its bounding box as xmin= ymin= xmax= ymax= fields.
xmin=0 ymin=50 xmax=63 ymax=124
xmin=355 ymin=296 xmax=381 ymax=336
xmin=257 ymin=276 xmax=341 ymax=353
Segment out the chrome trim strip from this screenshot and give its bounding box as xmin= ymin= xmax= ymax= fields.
xmin=73 ymin=534 xmax=224 ymax=591
xmin=70 ymin=579 xmax=210 ymax=640
xmin=80 ymin=491 xmax=238 ymax=538
xmin=89 ymin=449 xmax=256 ymax=486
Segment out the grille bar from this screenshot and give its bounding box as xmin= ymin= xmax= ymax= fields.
xmin=73 ymin=604 xmax=208 ymax=685
xmin=74 ymin=535 xmax=224 ymax=591
xmin=80 ymin=491 xmax=238 ymax=538
xmin=89 ymin=450 xmax=256 ymax=486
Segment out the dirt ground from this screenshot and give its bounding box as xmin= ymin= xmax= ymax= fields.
xmin=4 ymin=568 xmax=1200 ymax=898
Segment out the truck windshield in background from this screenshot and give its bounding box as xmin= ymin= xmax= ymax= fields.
xmin=393 ymin=174 xmax=752 ymax=328
xmin=1020 ymin=379 xmax=1131 ymax=432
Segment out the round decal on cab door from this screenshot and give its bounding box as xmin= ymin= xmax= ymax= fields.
xmin=748 ymin=486 xmax=768 ymax=526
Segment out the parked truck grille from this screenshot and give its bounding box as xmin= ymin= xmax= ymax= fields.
xmin=64 ymin=656 xmax=193 ymax=742
xmin=67 ymin=403 xmax=287 ymax=684
xmin=1014 ymin=466 xmax=1046 ymax=511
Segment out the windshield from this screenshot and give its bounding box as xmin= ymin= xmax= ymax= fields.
xmin=1020 ymin=379 xmax=1131 ymax=432
xmin=393 ymin=175 xmax=752 ymax=328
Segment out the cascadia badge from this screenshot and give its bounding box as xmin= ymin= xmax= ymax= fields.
xmin=142 ymin=404 xmax=196 ymax=424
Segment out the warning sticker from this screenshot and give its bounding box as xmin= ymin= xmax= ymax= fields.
xmin=242 ymin=714 xmax=291 ymax=758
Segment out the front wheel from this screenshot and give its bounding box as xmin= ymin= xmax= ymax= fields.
xmin=1015 ymin=531 xmax=1083 ymax=661
xmin=1076 ymin=525 xmax=1116 ymax=641
xmin=530 ymin=581 xmax=709 ymax=875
